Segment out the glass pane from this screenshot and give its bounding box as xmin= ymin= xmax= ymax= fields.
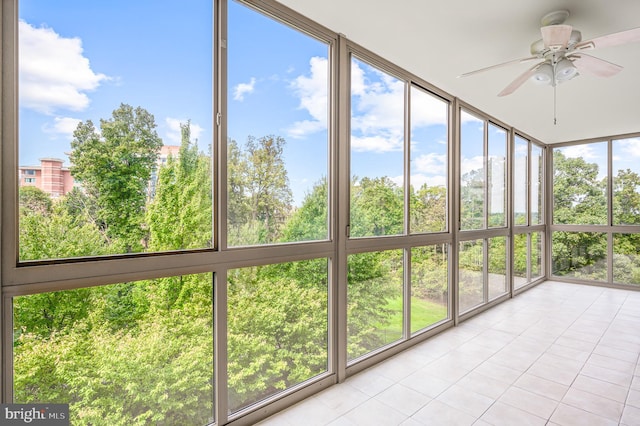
xmin=14 ymin=274 xmax=214 ymax=424
xmin=459 ymin=240 xmax=484 ymax=312
xmin=227 ymin=1 xmax=329 ymax=246
xmin=613 ymin=138 xmax=640 ymax=225
xmin=552 ymin=231 xmax=607 ymax=281
xmin=350 ymin=57 xmax=404 ymax=238
xmin=411 ymin=245 xmax=448 ymax=334
xmin=553 ymin=143 xmax=607 ymax=225
xmin=409 ymin=86 xmax=448 ymax=234
xmin=613 ymin=233 xmax=640 ymax=285
xmin=488 ymin=124 xmax=506 ymax=228
xmin=488 ymin=237 xmax=507 ymax=299
xmin=532 ymin=231 xmax=543 ymax=280
xmin=513 ymin=233 xmax=528 ymax=289
xmin=227 ymin=259 xmax=328 ymax=412
xmin=18 ymin=1 xmax=213 ymax=259
xmin=460 ymin=111 xmax=485 ymax=230
xmin=531 ymin=144 xmax=544 ymax=225
xmin=514 ymin=136 xmax=528 ymax=226
xmin=347 ymin=250 xmax=403 ymax=361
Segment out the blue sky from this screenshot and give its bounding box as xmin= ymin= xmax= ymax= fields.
xmin=19 ymin=1 xmax=213 ymax=164
xmin=20 ymin=0 xmax=451 ymax=206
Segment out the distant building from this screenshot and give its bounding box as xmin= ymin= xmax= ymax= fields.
xmin=19 ymin=146 xmax=181 ymax=200
xmin=18 ymin=158 xmax=75 ymax=199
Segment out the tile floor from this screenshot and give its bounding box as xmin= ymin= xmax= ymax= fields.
xmin=259 ymin=281 xmax=640 ymax=425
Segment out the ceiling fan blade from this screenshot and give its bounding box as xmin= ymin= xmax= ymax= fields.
xmin=458 ymin=56 xmax=538 ymax=78
xmin=571 ymin=53 xmax=623 ymax=77
xmin=541 ymin=24 xmax=573 ymax=49
xmin=498 ymin=62 xmax=543 ymax=97
xmin=576 ymin=26 xmax=640 ymax=50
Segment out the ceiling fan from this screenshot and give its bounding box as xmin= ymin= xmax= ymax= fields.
xmin=460 ymin=10 xmax=640 ymax=97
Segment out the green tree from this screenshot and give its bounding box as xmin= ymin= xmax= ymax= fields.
xmin=69 ymin=103 xmax=163 ymax=252
xmin=147 ymin=121 xmax=212 ymax=251
xmin=350 ymin=176 xmax=403 ymax=237
xmin=552 ymin=151 xmax=608 ymax=278
xmin=228 ymin=135 xmax=293 ymax=245
xmin=19 ymin=186 xmax=52 ymax=215
xmin=553 ymin=150 xmax=607 ymax=225
xmin=280 ymin=177 xmax=328 ymax=242
xmin=460 ymin=168 xmax=484 ymax=229
xmin=14 ymin=276 xmax=213 ymax=426
xmin=227 ymin=262 xmax=327 ymax=411
xmin=613 ymin=168 xmax=640 ymax=225
xmin=410 ymin=183 xmax=446 ymax=233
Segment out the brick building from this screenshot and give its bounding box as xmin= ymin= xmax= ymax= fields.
xmin=18 ymin=158 xmax=75 ymax=198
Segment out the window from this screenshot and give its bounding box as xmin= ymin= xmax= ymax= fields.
xmin=459 ymin=239 xmax=484 ymax=312
xmin=552 ymin=231 xmax=607 ymax=281
xmin=24 ymin=169 xmax=36 ymax=175
xmin=347 ymin=54 xmax=452 ymax=363
xmin=227 ymin=0 xmax=329 ymax=246
xmin=613 ymin=138 xmax=640 ymax=226
xmin=551 ymin=139 xmax=640 ymax=286
xmin=553 ymin=142 xmax=607 ymax=225
xmin=410 ymin=245 xmax=449 ymax=334
xmin=24 ymin=178 xmax=36 ymax=183
xmin=410 ymin=85 xmax=448 ymax=234
xmin=514 ymin=136 xmax=528 ymax=226
xmin=227 ymin=259 xmax=328 ymax=412
xmin=349 ymin=57 xmax=404 ymax=238
xmin=13 ymin=274 xmax=214 ymax=424
xmin=488 ymin=236 xmax=507 ymax=299
xmin=347 ymin=249 xmax=403 ymax=361
xmin=18 ymin=0 xmax=214 ymax=259
xmin=531 ymin=144 xmax=543 ymax=225
xmin=460 ymin=111 xmax=485 ymax=230
xmin=488 ymin=125 xmax=507 ymax=228
xmin=614 ymin=233 xmax=640 ymax=285
xmin=514 ymin=135 xmax=545 ymax=290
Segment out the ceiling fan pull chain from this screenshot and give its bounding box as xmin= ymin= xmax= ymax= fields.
xmin=553 ymin=84 xmax=557 ymax=125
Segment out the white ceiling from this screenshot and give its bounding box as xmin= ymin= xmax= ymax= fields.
xmin=278 ymin=0 xmax=640 ymax=144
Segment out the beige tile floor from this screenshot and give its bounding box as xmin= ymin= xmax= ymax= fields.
xmin=259 ymin=281 xmax=640 ymax=425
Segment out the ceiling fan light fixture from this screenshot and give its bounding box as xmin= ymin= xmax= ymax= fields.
xmin=531 ymin=62 xmax=554 ymax=85
xmin=555 ymin=58 xmax=578 ymax=81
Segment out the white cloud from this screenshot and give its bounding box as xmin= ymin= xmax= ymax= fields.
xmin=287 ymin=119 xmax=326 ymax=139
xmin=164 ymin=118 xmax=204 ymax=145
xmin=19 ymin=20 xmax=108 ymax=113
xmin=351 ymin=134 xmax=403 ymax=153
xmin=411 ymin=89 xmax=448 ymax=127
xmin=233 ymin=77 xmax=256 ymax=101
xmin=413 ymin=153 xmax=447 ymax=175
xmin=287 ymin=56 xmax=328 ymax=139
xmin=350 ymin=60 xmax=405 ymax=152
xmin=42 ymin=116 xmax=81 ymax=137
xmin=390 ymin=175 xmax=404 ymax=187
xmin=411 ymin=173 xmax=447 ymax=189
xmin=460 ymin=155 xmax=484 ymax=176
xmin=616 ymin=138 xmax=640 ymax=158
xmin=560 ymin=144 xmax=597 ymax=159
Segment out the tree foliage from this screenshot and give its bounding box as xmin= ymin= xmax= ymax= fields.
xmin=15 ymin=104 xmax=472 ymax=423
xmin=146 ymin=121 xmax=212 ymax=251
xmin=227 ymin=135 xmax=293 ymax=245
xmin=69 ymin=103 xmax=163 ymax=252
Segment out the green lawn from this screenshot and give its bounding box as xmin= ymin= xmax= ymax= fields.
xmin=375 ymin=296 xmax=447 ymax=340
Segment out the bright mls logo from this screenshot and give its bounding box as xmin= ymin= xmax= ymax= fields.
xmin=0 ymin=404 xmax=68 ymax=425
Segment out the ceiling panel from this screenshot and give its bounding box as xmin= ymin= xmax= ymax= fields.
xmin=278 ymin=0 xmax=640 ymax=143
